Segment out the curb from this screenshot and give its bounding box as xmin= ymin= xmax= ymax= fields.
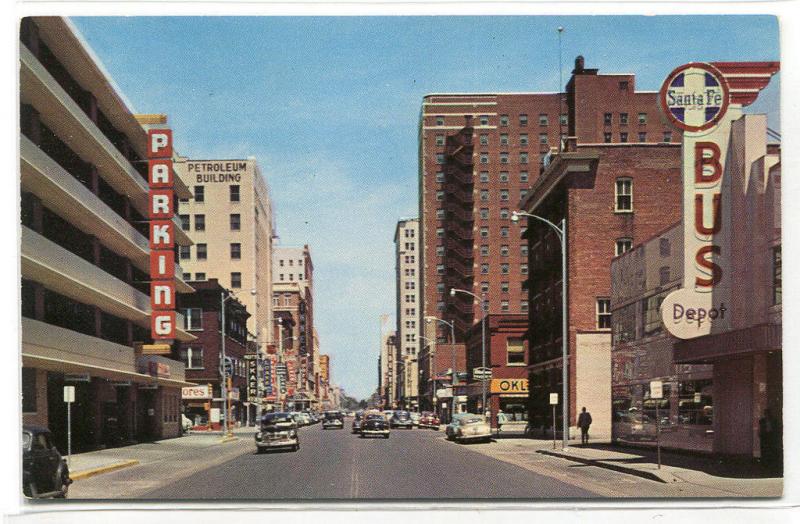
xmin=70 ymin=459 xmax=140 ymax=481
xmin=537 ymin=449 xmax=681 ymax=484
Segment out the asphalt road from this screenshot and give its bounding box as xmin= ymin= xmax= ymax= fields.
xmin=141 ymin=422 xmax=594 ymax=500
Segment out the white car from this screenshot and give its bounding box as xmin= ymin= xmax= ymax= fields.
xmin=454 ymin=415 xmax=492 ymax=443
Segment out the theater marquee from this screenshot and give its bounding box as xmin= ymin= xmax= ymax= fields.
xmin=658 ymin=62 xmax=779 ymax=339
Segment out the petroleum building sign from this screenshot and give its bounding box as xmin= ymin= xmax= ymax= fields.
xmin=147 ymin=128 xmax=176 ymax=343
xmin=658 ymin=62 xmax=779 ymax=339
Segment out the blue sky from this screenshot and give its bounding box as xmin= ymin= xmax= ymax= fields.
xmin=73 ymin=15 xmax=779 ymax=399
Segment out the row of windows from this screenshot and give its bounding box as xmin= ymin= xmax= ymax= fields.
xmin=433 ymin=113 xmax=566 ymax=127
xmin=403 ymin=242 xmax=415 ymax=251
xmin=436 ymin=244 xmax=527 ymax=258
xmin=277 ymin=273 xmax=305 ymax=282
xmin=436 ymin=299 xmax=528 ymax=313
xmin=404 ymin=308 xmax=416 ymax=316
xmin=603 ymin=131 xmax=672 ymax=144
xmin=436 ymin=263 xmax=528 ymax=275
xmin=403 ymin=268 xmax=416 ymax=277
xmin=437 ymin=152 xmax=541 ymax=165
xmin=278 ymin=258 xmax=304 ymax=267
xmin=437 ymin=281 xmax=522 ymax=295
xmin=404 ymin=281 xmax=416 ymax=290
xmin=271 ymin=294 xmax=294 ymax=307
xmin=603 ymin=112 xmax=649 ymax=125
xmin=435 ymin=171 xmax=530 ymax=184
xmin=404 ymin=255 xmax=416 ymax=264
xmin=434 ymin=226 xmax=526 ymax=239
xmin=186 ymin=185 xmax=240 ymax=203
xmin=403 ymin=229 xmax=416 ymax=238
xmin=180 ymin=213 xmax=241 ymax=232
xmin=435 ymin=133 xmax=553 ymax=148
xmin=184 ymin=272 xmax=206 ymax=281
xmin=180 ymin=243 xmax=242 ymax=260
xmin=435 ymin=188 xmax=529 ymax=202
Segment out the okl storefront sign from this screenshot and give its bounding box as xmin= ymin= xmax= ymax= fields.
xmin=658 ymin=61 xmax=779 ymax=339
xmin=147 ymin=128 xmax=177 ymax=343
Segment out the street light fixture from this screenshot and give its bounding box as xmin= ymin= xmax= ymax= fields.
xmin=511 ymin=210 xmax=569 ymax=449
xmin=449 ymin=287 xmax=488 ymax=421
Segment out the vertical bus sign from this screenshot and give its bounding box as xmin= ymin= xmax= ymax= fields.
xmin=148 ymin=128 xmax=176 ymax=342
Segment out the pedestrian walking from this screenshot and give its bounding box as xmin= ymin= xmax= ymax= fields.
xmin=578 ymin=406 xmax=592 ymax=445
xmin=496 ymin=409 xmax=508 ymax=437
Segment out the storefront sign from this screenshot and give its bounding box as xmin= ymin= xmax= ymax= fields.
xmin=148 ymin=128 xmax=176 ymax=342
xmin=659 ymin=62 xmax=779 ymax=339
xmin=246 ymin=357 xmax=258 ymax=399
xmin=182 ymin=385 xmax=212 ymax=399
xmin=490 ymin=378 xmax=529 ymax=394
xmin=650 ymin=380 xmax=664 ymax=400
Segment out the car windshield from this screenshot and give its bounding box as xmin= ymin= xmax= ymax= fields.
xmin=395 ymin=411 xmax=410 ymax=419
xmin=324 ymin=412 xmax=342 ymax=420
xmin=263 ymin=413 xmax=293 ymax=424
xmin=365 ymin=414 xmax=384 ymax=421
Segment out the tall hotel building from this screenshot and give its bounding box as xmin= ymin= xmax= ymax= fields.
xmin=20 ymin=17 xmax=195 ymax=451
xmin=394 ymin=218 xmax=420 ymax=408
xmin=419 ymin=56 xmax=680 ymax=415
xmin=173 ymin=157 xmax=275 ymax=346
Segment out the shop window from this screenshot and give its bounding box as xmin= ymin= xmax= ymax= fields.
xmin=677 ymin=380 xmax=713 ymax=425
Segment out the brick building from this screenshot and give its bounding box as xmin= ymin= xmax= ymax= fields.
xmin=177 ymin=279 xmax=252 ymax=427
xmin=20 ymin=17 xmax=196 ymax=452
xmin=417 ymin=56 xmax=681 ymax=417
xmin=418 ymin=341 xmax=466 ymax=420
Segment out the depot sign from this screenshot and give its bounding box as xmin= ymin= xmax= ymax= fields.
xmin=148 ymin=129 xmax=176 ymax=341
xmin=658 ymin=62 xmax=779 ymax=339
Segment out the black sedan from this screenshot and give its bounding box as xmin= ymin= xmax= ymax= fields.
xmin=359 ymin=413 xmax=390 ymax=438
xmin=22 ymin=426 xmax=71 ymax=498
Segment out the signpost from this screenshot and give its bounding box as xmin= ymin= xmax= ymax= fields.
xmin=650 ymin=380 xmax=663 ymax=469
xmin=549 ymin=393 xmax=559 ymax=450
xmin=473 ymin=367 xmax=492 ymax=381
xmin=63 ymin=386 xmax=75 ymax=466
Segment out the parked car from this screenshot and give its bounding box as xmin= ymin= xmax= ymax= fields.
xmin=419 ymin=411 xmax=441 ymax=430
xmin=352 ymin=411 xmax=364 ymax=433
xmin=409 ymin=412 xmax=421 ymax=427
xmin=322 ymin=410 xmax=345 ymax=429
xmin=445 ymin=413 xmax=473 ymax=440
xmin=390 ymin=411 xmax=414 ymax=429
xmin=453 ymin=415 xmax=492 ymax=444
xmin=22 ymin=426 xmax=71 ymax=498
xmin=255 ymin=412 xmax=299 ymax=452
xmin=360 ymin=413 xmax=390 ymax=438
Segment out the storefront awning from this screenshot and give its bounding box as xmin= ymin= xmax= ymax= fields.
xmin=22 ymin=353 xmax=197 ymax=388
xmin=673 ymin=323 xmax=781 ymax=364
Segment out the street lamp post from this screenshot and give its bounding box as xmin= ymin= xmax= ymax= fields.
xmin=426 ymin=317 xmax=457 ymax=421
xmin=449 ymin=288 xmax=487 ymax=421
xmin=220 ymin=289 xmax=238 ymax=438
xmin=512 ymin=210 xmax=569 ymax=449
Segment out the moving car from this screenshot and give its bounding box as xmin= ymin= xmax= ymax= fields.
xmin=255 ymin=412 xmax=300 ymax=452
xmin=445 ymin=413 xmax=473 ymax=440
xmin=419 ymin=411 xmax=441 ymax=430
xmin=390 ymin=410 xmax=414 ymax=429
xmin=453 ymin=414 xmax=492 ymax=444
xmin=22 ymin=426 xmax=71 ymax=498
xmin=360 ymin=413 xmax=390 ymax=438
xmin=352 ymin=411 xmax=364 ymax=433
xmin=322 ymin=411 xmax=345 ymax=429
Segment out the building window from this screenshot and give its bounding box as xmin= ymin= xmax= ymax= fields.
xmin=520 ymin=190 xmax=528 ymax=201
xmin=616 ymin=238 xmax=633 ymax=256
xmin=500 ymin=115 xmax=509 ymax=126
xmin=521 ymin=301 xmax=529 ymax=312
xmin=501 ymin=281 xmax=509 ymax=293
xmin=436 ymin=116 xmax=445 ymax=126
xmin=520 ymin=171 xmax=529 ymax=182
xmin=180 ymin=214 xmax=190 ymax=231
xmin=436 ymin=245 xmax=445 ymax=257
xmin=521 ymin=245 xmax=528 ymax=257
xmin=480 ymin=208 xmax=489 ymax=220
xmin=479 ymin=134 xmax=489 ymax=146
xmin=501 ymin=263 xmax=509 ymax=275
xmin=436 ymin=171 xmax=444 ymax=183
xmin=500 ymin=208 xmax=510 ymax=220
xmin=480 ymin=171 xmax=489 ymax=183
xmin=620 ymin=113 xmax=629 ymax=125
xmin=604 ymin=132 xmax=612 ymax=143
xmin=437 ymin=283 xmax=445 ymax=294
xmin=436 ymin=209 xmax=445 ymax=220
xmin=560 ymin=114 xmax=568 ymax=126
xmin=538 ymin=133 xmax=547 ymax=145
xmin=604 ymin=113 xmax=612 ymax=125
xmin=436 ymin=228 xmax=444 ymax=238
xmin=520 ymin=152 xmax=529 ymax=164
xmin=500 ymin=152 xmax=509 ymax=164
xmin=480 ymin=282 xmax=489 ymax=294
xmin=194 ymin=185 xmax=205 ymax=202
xmin=659 ymin=266 xmax=671 ymax=286
xmin=507 ymin=338 xmax=525 ymax=365
xmin=539 ymin=114 xmax=549 ymax=126
xmin=480 ymin=115 xmax=489 ymax=126
xmin=435 ymin=135 xmax=445 ymax=146
xmin=663 ymin=131 xmax=672 ymax=143
xmin=480 ymin=153 xmax=489 ymax=164
xmin=519 ymin=134 xmax=529 ymax=146
xmin=500 ymin=227 xmax=509 ymax=238
xmin=620 ymin=132 xmax=628 ymax=143
xmin=520 ymin=264 xmax=528 ymax=275
xmin=481 ymin=264 xmax=489 ymax=274
xmin=500 ymin=190 xmax=509 ymax=201
xmin=181 ymin=308 xmax=203 ymax=330
xmin=230 ymin=243 xmax=241 ymax=259
xmin=480 ymin=227 xmax=489 ymax=238
xmin=773 ymin=246 xmax=782 ymax=305
xmin=500 ymin=245 xmax=509 ymax=257
xmin=196 ymin=272 xmax=206 ymax=281
xmin=436 ymin=153 xmax=445 ymax=165
xmin=184 ymin=273 xmax=192 ymax=281
xmin=179 ymin=245 xmax=191 ymax=260
xmin=659 ymin=237 xmax=671 ymax=257
xmin=436 ymin=265 xmax=445 ymax=275
xmin=181 ymin=347 xmax=204 ymax=369
xmin=597 ymin=298 xmax=611 ymax=329
xmin=480 ymin=245 xmax=489 ymax=257
xmin=501 ymin=300 xmax=510 ymax=312
xmin=437 ymin=301 xmax=445 ymax=311
xmin=230 ymin=185 xmax=240 ymax=202
xmin=638 ymin=113 xmax=647 ymax=125
xmin=194 ymin=214 xmax=205 ymax=231
xmin=615 ymin=178 xmax=633 ymax=212
xmin=519 ymin=114 xmax=528 ymax=127
xmin=231 ymin=272 xmax=242 ymax=288
xmin=638 ymin=132 xmax=647 ymax=143
xmin=480 ymin=190 xmax=489 ymax=201
xmin=500 ymin=134 xmax=509 ymax=146
xmin=196 ymin=243 xmax=207 ymax=260
xmin=499 ymin=172 xmax=509 ymax=183
xmin=436 ymin=191 xmax=444 ymax=201
xmin=619 ymin=81 xmax=629 ymax=91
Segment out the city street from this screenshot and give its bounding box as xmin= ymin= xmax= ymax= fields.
xmin=69 ymin=424 xmax=597 ymax=500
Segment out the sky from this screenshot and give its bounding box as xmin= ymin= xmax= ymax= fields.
xmin=72 ymin=15 xmax=779 ymax=400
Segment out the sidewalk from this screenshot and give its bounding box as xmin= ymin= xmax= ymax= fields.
xmin=68 ymin=426 xmax=256 ymax=481
xmin=529 ymin=437 xmax=782 ymax=497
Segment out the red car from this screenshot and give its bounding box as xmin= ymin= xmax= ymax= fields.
xmin=419 ymin=411 xmax=441 ymax=430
